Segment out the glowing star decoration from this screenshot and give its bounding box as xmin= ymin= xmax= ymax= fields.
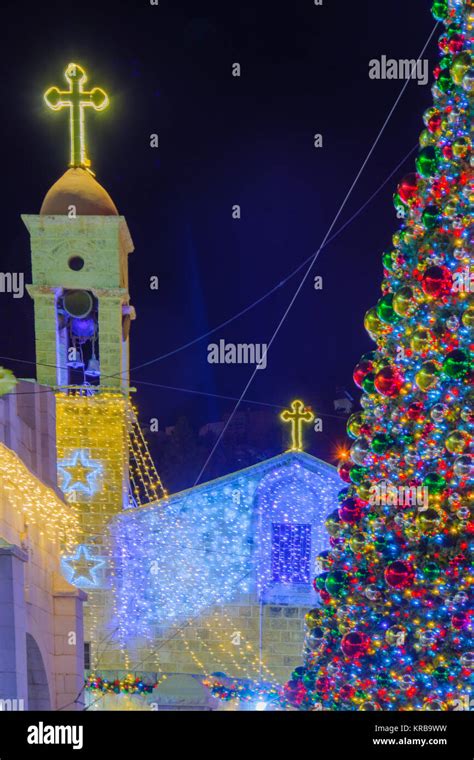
xmin=280 ymin=400 xmax=315 ymax=452
xmin=62 ymin=544 xmax=105 ymax=587
xmin=58 ymin=449 xmax=103 ymax=497
xmin=44 ymin=62 xmax=109 ymax=169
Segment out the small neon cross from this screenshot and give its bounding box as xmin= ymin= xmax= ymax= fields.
xmin=44 ymin=62 xmax=109 ymax=169
xmin=280 ymin=399 xmax=315 ymax=452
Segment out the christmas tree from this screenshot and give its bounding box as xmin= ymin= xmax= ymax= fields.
xmin=285 ymin=0 xmax=473 ymax=711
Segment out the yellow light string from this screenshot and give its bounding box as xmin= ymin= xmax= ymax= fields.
xmin=126 ymin=402 xmax=167 ymax=505
xmin=0 ymin=443 xmax=79 ymax=553
xmin=209 ymin=609 xmax=279 ymax=684
xmin=179 ymin=608 xmax=278 ymax=686
xmin=56 ymin=387 xmax=129 ymax=661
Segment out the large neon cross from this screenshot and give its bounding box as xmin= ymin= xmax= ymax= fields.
xmin=44 ymin=62 xmax=109 ymax=169
xmin=280 ymin=399 xmax=315 ymax=452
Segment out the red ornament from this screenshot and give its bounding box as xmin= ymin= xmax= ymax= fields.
xmin=398 ymin=173 xmax=418 ymax=204
xmin=422 ymin=265 xmax=452 ymax=298
xmin=428 ymin=114 xmax=442 ymax=133
xmin=339 ymin=684 xmax=355 ymax=701
xmin=438 ymin=35 xmax=449 ymax=54
xmin=374 ymin=366 xmax=403 ymax=398
xmin=353 ymin=360 xmax=373 ymax=388
xmin=338 ymin=460 xmax=352 ymax=484
xmin=341 ymin=631 xmax=369 ymax=658
xmin=339 ymin=497 xmax=364 ymax=524
xmin=449 ymin=35 xmax=464 ymax=54
xmin=452 ymin=612 xmax=469 ymax=630
xmin=384 ymin=561 xmax=415 ymax=589
xmin=315 ymin=676 xmax=332 ymax=692
xmin=407 ymin=401 xmax=424 ymax=420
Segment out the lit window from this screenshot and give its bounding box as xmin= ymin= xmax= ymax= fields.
xmin=271 ymin=523 xmax=311 ymax=584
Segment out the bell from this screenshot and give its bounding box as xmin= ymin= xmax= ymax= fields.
xmin=85 ymin=357 xmax=101 ymax=378
xmin=67 ymin=350 xmax=84 ymax=369
xmin=63 ymin=289 xmax=94 ymax=318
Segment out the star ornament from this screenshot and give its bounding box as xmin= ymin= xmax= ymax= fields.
xmin=58 ymin=449 xmax=103 ymax=497
xmin=62 ymin=545 xmax=105 ymax=586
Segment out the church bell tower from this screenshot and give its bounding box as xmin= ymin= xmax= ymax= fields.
xmin=22 ymin=65 xmax=135 ymax=647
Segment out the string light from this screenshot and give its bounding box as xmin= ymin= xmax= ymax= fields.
xmin=108 ymin=454 xmax=340 ymax=644
xmin=0 ymin=442 xmax=78 ymax=552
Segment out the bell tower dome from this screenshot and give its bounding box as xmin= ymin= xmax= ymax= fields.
xmin=23 ymin=168 xmax=134 ymax=389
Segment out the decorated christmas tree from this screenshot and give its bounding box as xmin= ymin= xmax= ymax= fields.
xmin=284 ymin=0 xmax=473 ymax=711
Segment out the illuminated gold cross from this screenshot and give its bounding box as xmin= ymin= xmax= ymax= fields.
xmin=44 ymin=62 xmax=109 ymax=169
xmin=280 ymin=399 xmax=315 ymax=452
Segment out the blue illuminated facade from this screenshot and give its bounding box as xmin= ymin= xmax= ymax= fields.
xmin=107 ymin=451 xmax=341 ymax=642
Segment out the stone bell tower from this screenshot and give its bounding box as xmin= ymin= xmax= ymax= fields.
xmin=22 ymin=63 xmax=135 ymax=656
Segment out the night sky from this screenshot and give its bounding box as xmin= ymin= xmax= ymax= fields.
xmin=1 ymin=0 xmax=439 ymax=468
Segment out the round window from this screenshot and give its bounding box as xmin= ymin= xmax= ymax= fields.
xmin=68 ymin=256 xmax=85 ymax=271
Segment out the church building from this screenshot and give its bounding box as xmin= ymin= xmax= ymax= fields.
xmin=0 ymin=63 xmax=342 ymax=711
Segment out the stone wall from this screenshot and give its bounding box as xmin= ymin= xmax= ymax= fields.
xmin=0 ymin=382 xmax=86 ymax=711
xmin=91 ymin=592 xmax=309 ymax=692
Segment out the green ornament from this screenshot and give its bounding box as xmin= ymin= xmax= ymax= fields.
xmin=382 ymin=251 xmax=395 ymax=271
xmin=362 ymin=373 xmax=376 ymax=394
xmin=315 ymin=572 xmax=329 ymax=591
xmin=376 ymin=294 xmax=401 ymax=325
xmin=439 ymin=55 xmax=453 ymax=71
xmin=433 ymin=665 xmax=449 ymax=682
xmin=349 ymin=465 xmax=367 ymax=485
xmin=325 ymin=511 xmax=341 ymax=536
xmin=376 ymin=671 xmax=393 ymax=688
xmin=347 ymin=412 xmax=365 ymax=440
xmin=393 ymin=192 xmax=405 ymax=212
xmin=443 ymin=349 xmax=470 ymax=379
xmin=451 ymin=52 xmax=472 ymax=85
xmin=365 ymin=307 xmax=386 ymax=338
xmin=302 ymin=670 xmax=318 ymax=689
xmin=446 ymin=24 xmax=462 ymax=39
xmin=431 ymin=0 xmax=448 ymax=21
xmin=416 ymin=146 xmax=440 ymax=177
xmin=423 ymin=472 xmax=446 ymax=494
xmin=393 ymin=286 xmax=415 ymax=317
xmin=422 ymin=205 xmax=440 ymax=230
xmin=419 ymin=128 xmax=436 ymax=148
xmin=371 ymin=434 xmax=392 ymax=455
xmin=422 ymin=562 xmax=441 ymax=581
xmin=437 ymin=69 xmax=453 ymax=94
xmin=325 ymin=570 xmax=349 ymax=598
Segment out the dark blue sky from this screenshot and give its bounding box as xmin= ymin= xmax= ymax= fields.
xmin=1 ymin=0 xmax=438 ymax=459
